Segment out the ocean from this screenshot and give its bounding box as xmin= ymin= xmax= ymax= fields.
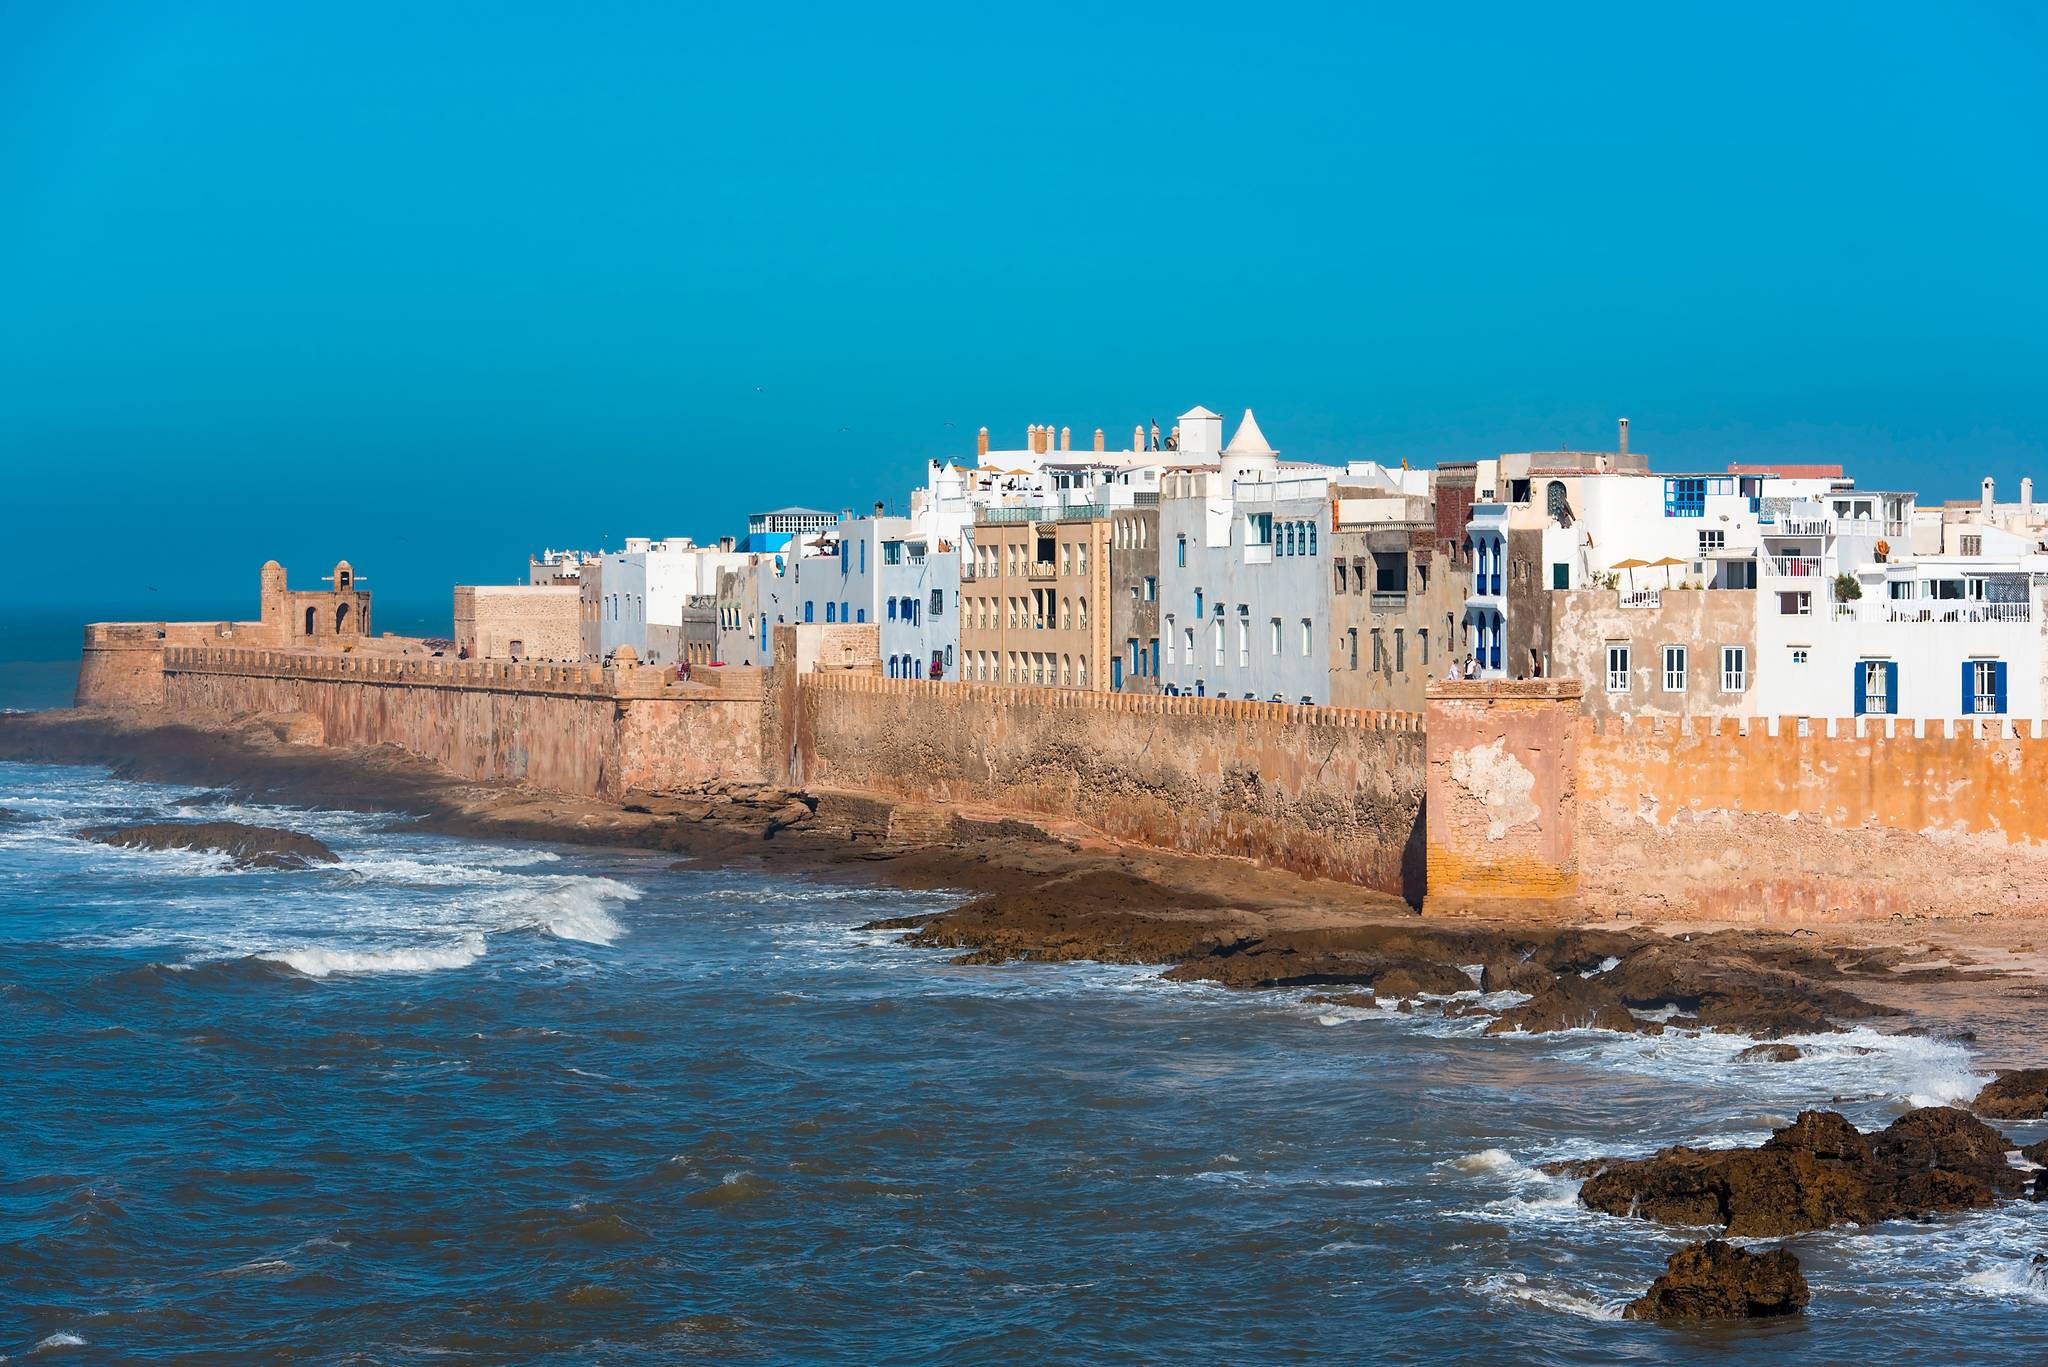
xmin=2 ymin=757 xmax=2046 ymax=1363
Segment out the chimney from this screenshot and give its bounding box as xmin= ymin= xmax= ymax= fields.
xmin=719 ymin=535 xmax=735 ymax=553
xmin=1983 ymin=476 xmax=1995 ymax=516
xmin=2025 ymin=477 xmax=2035 ymax=517
xmin=1060 ymin=425 xmax=1071 ymax=452
xmin=1093 ymin=427 xmax=1105 ymax=453
xmin=1027 ymin=424 xmax=1039 ymax=453
xmin=976 ymin=426 xmax=989 ymax=457
xmin=1618 ymin=417 xmax=1629 ymax=456
xmin=1133 ymin=424 xmax=1145 ymax=452
xmin=873 ymin=500 xmax=885 ymax=517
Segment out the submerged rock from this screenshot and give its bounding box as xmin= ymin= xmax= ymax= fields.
xmin=1736 ymin=1043 xmax=1804 ymax=1063
xmin=1479 ymin=956 xmax=1555 ymax=994
xmin=1972 ymin=1068 xmax=2048 ymax=1120
xmin=80 ymin=821 xmax=340 ymax=870
xmin=1622 ymin=1240 xmax=1809 ymax=1321
xmin=1576 ymin=1107 xmax=2023 ymax=1236
xmin=1483 ymin=975 xmax=1641 ymax=1035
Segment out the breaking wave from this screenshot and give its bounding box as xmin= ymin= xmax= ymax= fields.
xmin=263 ymin=934 xmax=487 ymax=978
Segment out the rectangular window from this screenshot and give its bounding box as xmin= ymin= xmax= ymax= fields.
xmin=930 ymin=589 xmax=943 ymax=618
xmin=887 ymin=599 xmax=898 ymax=621
xmin=1177 ymin=536 xmax=1187 ymax=568
xmin=1143 ymin=576 xmax=1156 ymax=602
xmin=1698 ymin=529 xmax=1726 ymax=554
xmin=1335 ymin=564 xmax=1349 ymax=594
xmin=1348 ymin=627 xmax=1359 ymax=670
xmin=1372 ymin=630 xmax=1385 ymax=671
xmin=1213 ymin=622 xmax=1224 ymax=666
xmin=1394 ymin=628 xmax=1404 ymax=672
xmin=1662 ymin=645 xmax=1687 ymax=692
xmin=1303 ymin=619 xmax=1314 ymax=658
xmin=1721 ymin=646 xmax=1747 ymax=692
xmin=1971 ymin=659 xmax=2005 ymax=715
xmin=883 ymin=541 xmax=901 ymax=564
xmin=1857 ymin=659 xmax=1897 ymax=715
xmin=1270 ymin=617 xmax=1282 ymax=655
xmin=1663 ymin=477 xmax=1707 ymax=517
xmin=1165 ymin=619 xmax=1177 ymax=665
xmin=1606 ymin=644 xmax=1631 ymax=693
xmin=1194 ymin=588 xmax=1204 ymax=618
xmin=1237 ymin=609 xmax=1249 ymax=667
xmin=1552 ymin=563 xmax=1569 ymax=590
xmin=1779 ymin=591 xmax=1812 ymax=616
xmin=1248 ymin=512 xmax=1273 ymax=546
xmin=1419 ymin=628 xmax=1429 ymax=663
xmin=1185 ymin=626 xmax=1196 ymax=662
xmin=1962 ymin=535 xmax=1983 ymax=556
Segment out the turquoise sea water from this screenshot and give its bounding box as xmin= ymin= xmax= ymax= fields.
xmin=2 ymin=758 xmax=2046 ymax=1363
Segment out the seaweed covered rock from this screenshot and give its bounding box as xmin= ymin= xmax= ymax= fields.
xmin=1623 ymin=1240 xmax=1809 ymax=1321
xmin=81 ymin=821 xmax=340 ymax=870
xmin=1577 ymin=1107 xmax=2022 ymax=1236
xmin=1972 ymin=1068 xmax=2048 ymax=1121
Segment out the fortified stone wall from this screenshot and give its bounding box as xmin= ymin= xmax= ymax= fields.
xmin=1578 ymin=713 xmax=2048 ymax=920
xmin=793 ymin=672 xmax=1427 ymax=896
xmin=159 ymin=647 xmax=774 ymax=801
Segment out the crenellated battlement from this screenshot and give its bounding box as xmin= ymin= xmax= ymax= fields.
xmin=161 ymin=646 xmax=768 ymax=703
xmin=798 ymin=670 xmax=1424 ymax=732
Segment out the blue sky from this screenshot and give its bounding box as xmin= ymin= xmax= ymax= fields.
xmin=3 ymin=0 xmax=2045 ymax=623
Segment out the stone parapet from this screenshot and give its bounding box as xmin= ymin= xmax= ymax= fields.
xmin=802 ymin=670 xmax=1424 ymax=732
xmin=160 ymin=646 xmax=768 ymax=705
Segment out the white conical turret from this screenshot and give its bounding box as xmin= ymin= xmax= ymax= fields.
xmin=1220 ymin=409 xmax=1279 ymax=487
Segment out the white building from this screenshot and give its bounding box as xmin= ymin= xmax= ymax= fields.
xmin=1156 ymin=410 xmax=1333 ymax=703
xmin=587 ymin=537 xmax=754 ymax=663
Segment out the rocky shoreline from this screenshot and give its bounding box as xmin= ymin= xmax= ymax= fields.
xmin=9 ymin=704 xmax=2048 ymax=1322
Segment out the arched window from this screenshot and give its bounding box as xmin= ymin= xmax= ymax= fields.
xmin=1546 ymin=480 xmax=1572 ymax=526
xmin=303 ymin=606 xmax=317 ymax=636
xmin=335 ymin=602 xmax=351 ymax=633
xmin=826 ymin=602 xmax=836 ymax=623
xmin=1307 ymin=523 xmax=1318 ymax=556
xmin=1078 ymin=596 xmax=1088 ymax=628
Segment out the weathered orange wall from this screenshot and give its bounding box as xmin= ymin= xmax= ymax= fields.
xmin=1422 ymin=680 xmax=1582 ymax=912
xmin=159 ymin=648 xmax=774 ymax=801
xmin=1579 ymin=714 xmax=2048 ymax=919
xmin=793 ymin=671 xmax=1427 ymax=895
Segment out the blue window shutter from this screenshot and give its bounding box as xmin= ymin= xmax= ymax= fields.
xmin=1996 ymin=661 xmax=2009 ymax=714
xmin=1883 ymin=662 xmax=1898 ymax=714
xmin=1962 ymin=660 xmax=1974 ymax=714
xmin=1853 ymin=664 xmax=1867 ymax=716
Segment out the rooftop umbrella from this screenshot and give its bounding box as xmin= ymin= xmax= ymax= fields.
xmin=1648 ymin=554 xmax=1688 ymax=587
xmin=1610 ymin=557 xmax=1649 ymax=590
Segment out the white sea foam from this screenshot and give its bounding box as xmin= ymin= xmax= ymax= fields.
xmin=1961 ymin=1260 xmax=2048 ymax=1304
xmin=1470 ymin=1272 xmax=1625 ymax=1321
xmin=29 ymin=1333 xmax=85 ymax=1353
xmin=264 ymin=934 xmax=486 ymax=978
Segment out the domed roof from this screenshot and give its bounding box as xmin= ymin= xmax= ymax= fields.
xmin=1224 ymin=409 xmax=1277 ymax=457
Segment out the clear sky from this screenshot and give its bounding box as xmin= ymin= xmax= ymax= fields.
xmin=4 ymin=0 xmax=2045 ymax=625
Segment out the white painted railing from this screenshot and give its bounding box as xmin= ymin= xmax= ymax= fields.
xmin=1831 ymin=601 xmax=2034 ymax=624
xmin=1764 ymin=555 xmax=1825 ymax=577
xmin=1619 ymin=589 xmax=1663 ymax=609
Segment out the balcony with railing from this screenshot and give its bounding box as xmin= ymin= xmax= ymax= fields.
xmin=1831 ymin=600 xmax=2034 ymax=624
xmin=1619 ymin=589 xmax=1663 ymax=609
xmin=1026 ymin=561 xmax=1057 ymax=581
xmin=1370 ymin=590 xmax=1407 ymax=611
xmin=1764 ymin=555 xmax=1826 ymax=578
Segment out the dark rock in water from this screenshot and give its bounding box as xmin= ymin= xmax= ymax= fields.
xmin=1972 ymin=1068 xmax=2048 ymax=1120
xmin=1596 ymin=939 xmax=1896 ymax=1037
xmin=1483 ymin=974 xmax=1641 ymax=1035
xmin=1480 ymin=956 xmax=1555 ymax=994
xmin=2020 ymin=1138 xmax=2048 ymax=1167
xmin=1623 ymin=1239 xmax=1809 ymax=1321
xmin=1737 ymin=1043 xmax=1804 ymax=1063
xmin=1303 ymin=990 xmax=1377 ymax=1010
xmin=0 ymin=807 xmax=19 ymax=823
xmin=81 ymin=821 xmax=340 ymax=871
xmin=1577 ymin=1107 xmax=2023 ymax=1236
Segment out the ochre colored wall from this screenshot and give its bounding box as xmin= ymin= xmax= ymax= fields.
xmin=793 ymin=671 xmax=1426 ymax=895
xmin=1579 ymin=714 xmax=2048 ymax=920
xmin=159 ymin=648 xmax=774 ymax=801
xmin=1423 ymin=680 xmax=1582 ymax=912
